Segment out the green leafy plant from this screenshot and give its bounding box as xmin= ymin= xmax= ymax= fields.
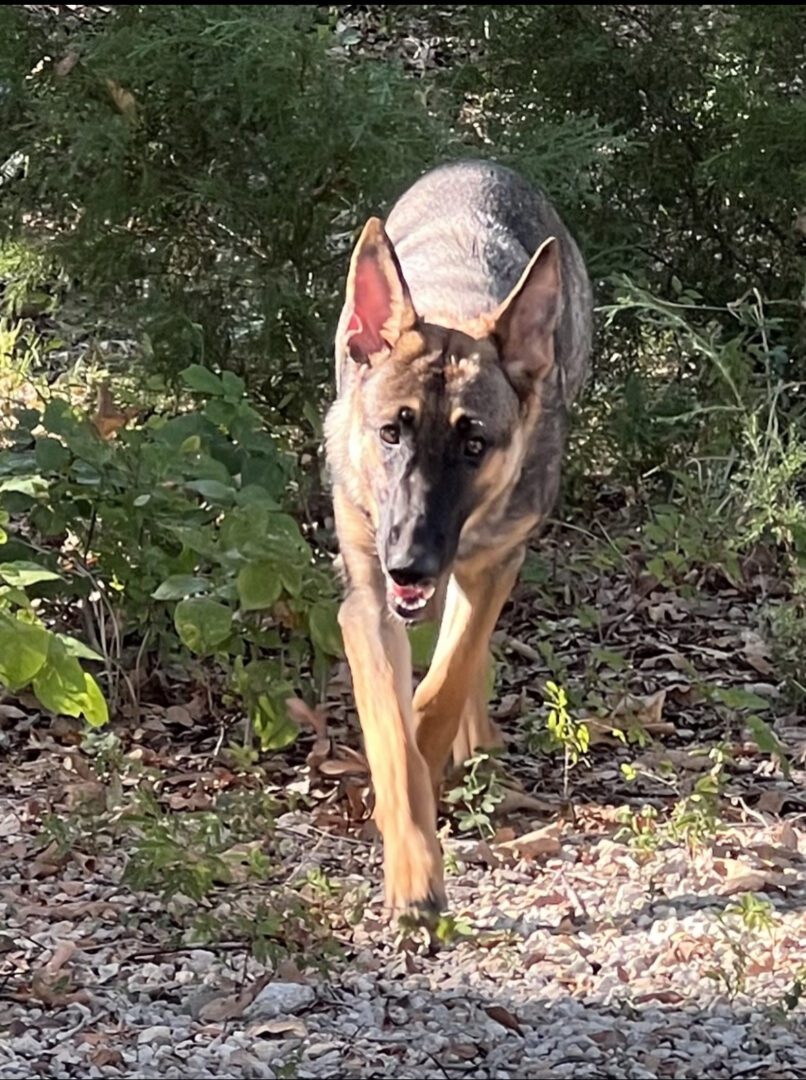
xmin=526 ymin=681 xmax=590 ymax=798
xmin=444 ymin=751 xmax=506 ymax=839
xmin=0 ymin=365 xmax=342 ymax=746
xmin=705 ymin=894 xmax=779 ymax=1001
xmin=0 ymin=512 xmax=107 ymax=726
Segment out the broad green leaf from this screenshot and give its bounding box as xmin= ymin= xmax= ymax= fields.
xmin=278 ymin=561 xmax=302 ymax=596
xmin=180 ymin=434 xmax=202 ymax=454
xmin=170 ymin=525 xmax=218 ymax=558
xmin=0 ymin=561 xmax=62 ymax=588
xmin=33 ymin=643 xmax=109 ymax=725
xmin=0 ymin=614 xmax=50 ymax=688
xmin=308 ymin=600 xmax=343 ymax=658
xmin=237 ymin=561 xmax=282 ymax=612
xmin=713 ymin=687 xmax=770 ymax=712
xmin=181 ymin=364 xmax=224 ymax=396
xmin=152 ymin=575 xmax=211 ymax=601
xmin=235 ymin=484 xmax=280 ymax=509
xmin=184 ymin=479 xmax=236 ymax=505
xmin=174 ymin=598 xmax=233 ymax=654
xmin=746 ymin=715 xmax=790 ymax=778
xmin=0 ymin=476 xmax=49 ymax=498
xmin=252 ymin=692 xmax=298 ymax=751
xmin=32 ymin=646 xmax=84 ymax=715
xmin=203 ymin=398 xmax=237 ymax=429
xmin=35 ymin=437 xmax=71 ymax=472
xmin=221 ymin=370 xmax=246 ymax=401
xmin=56 ymin=633 xmax=104 ymax=662
xmin=81 ymin=673 xmax=109 ymax=727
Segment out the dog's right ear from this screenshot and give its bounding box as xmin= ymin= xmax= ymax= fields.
xmin=343 ymin=218 xmax=418 ymax=366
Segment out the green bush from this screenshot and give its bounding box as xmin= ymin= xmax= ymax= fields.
xmin=0 ymin=365 xmax=342 ymax=746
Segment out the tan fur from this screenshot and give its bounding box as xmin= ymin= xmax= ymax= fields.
xmin=326 ymin=162 xmax=591 ymax=922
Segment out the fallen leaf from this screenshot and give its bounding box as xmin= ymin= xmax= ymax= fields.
xmin=713 ymin=856 xmax=786 ymax=895
xmin=54 ymin=52 xmax=79 ymax=77
xmin=165 ymin=705 xmax=194 ymax=727
xmin=90 ymin=383 xmax=139 ymax=438
xmin=497 ymin=823 xmax=561 ymax=860
xmin=484 ymin=1004 xmax=523 ymax=1036
xmin=633 ymin=748 xmax=712 ymax=773
xmin=776 ymin=821 xmax=800 ymax=851
xmin=449 ymin=1042 xmax=480 ymax=1060
xmin=90 ymin=1049 xmax=123 ymax=1069
xmin=105 ymin=79 xmax=138 ymax=121
xmin=286 ymin=697 xmax=328 ymax=738
xmin=755 ymin=789 xmax=788 ymax=815
xmin=246 ymin=1017 xmax=308 ymax=1038
xmin=318 ymin=757 xmax=368 ymax=778
xmin=496 ymin=786 xmax=557 ymax=816
xmin=198 ymin=975 xmax=271 ymax=1022
xmin=30 ymin=973 xmax=91 ymax=1008
xmin=44 ymin=941 xmax=76 ymax=976
xmin=634 ymin=989 xmax=685 ymax=1005
xmin=584 ymin=689 xmax=674 ymax=745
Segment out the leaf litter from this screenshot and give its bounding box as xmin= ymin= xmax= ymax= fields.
xmin=1 ymin=521 xmax=806 ymax=1077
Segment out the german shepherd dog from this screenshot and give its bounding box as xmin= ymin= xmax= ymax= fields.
xmin=325 ymin=160 xmax=592 ymax=919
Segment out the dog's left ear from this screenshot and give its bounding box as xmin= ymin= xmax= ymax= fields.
xmin=490 ymin=237 xmax=561 ymax=396
xmin=343 ymin=218 xmax=418 ymax=366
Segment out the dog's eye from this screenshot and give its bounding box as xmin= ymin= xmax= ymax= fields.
xmin=464 ymin=436 xmax=486 ymax=459
xmin=380 ymin=424 xmax=400 ymax=446
xmin=399 ymin=407 xmax=415 ymax=426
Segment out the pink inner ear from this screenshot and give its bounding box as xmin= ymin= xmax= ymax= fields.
xmin=347 ymin=256 xmax=391 ymax=359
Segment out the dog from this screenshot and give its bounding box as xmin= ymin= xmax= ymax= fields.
xmin=325 ymin=159 xmax=592 ymax=919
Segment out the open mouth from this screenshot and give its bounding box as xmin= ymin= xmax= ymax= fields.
xmin=387 ymin=581 xmax=436 ymax=621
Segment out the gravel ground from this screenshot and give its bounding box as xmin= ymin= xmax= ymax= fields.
xmin=3 ymin=803 xmax=806 ymax=1080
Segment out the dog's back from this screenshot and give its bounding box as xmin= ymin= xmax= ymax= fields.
xmin=385 ymin=159 xmax=591 ymax=406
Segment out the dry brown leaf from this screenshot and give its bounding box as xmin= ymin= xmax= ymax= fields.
xmin=590 ymin=1028 xmax=628 ymax=1050
xmin=246 ymin=1017 xmax=308 ymax=1038
xmin=90 ymin=383 xmax=139 ymax=439
xmin=19 ymin=899 xmax=124 ymax=920
xmin=64 ymin=780 xmax=107 ymax=812
xmin=497 ymin=823 xmax=561 ymax=861
xmin=755 ymin=789 xmax=788 ymax=816
xmin=90 ymin=1049 xmax=123 ymax=1069
xmin=30 ymin=841 xmax=66 ymax=879
xmin=287 ymin=697 xmax=328 ymax=738
xmin=105 ymin=78 xmax=138 ymax=120
xmin=777 ymin=822 xmax=801 ymax=851
xmin=165 ymin=705 xmax=194 ymax=727
xmin=750 ymin=842 xmax=800 ymax=868
xmin=584 ymin=689 xmax=673 ymax=746
xmin=44 ymin=941 xmax=76 ymax=976
xmin=714 ymin=856 xmax=786 ymax=895
xmin=306 ymin=736 xmax=332 ymax=771
xmin=633 ymin=748 xmax=712 ymax=773
xmin=484 ymin=1004 xmax=524 ymax=1036
xmin=318 ymin=757 xmax=369 ymax=778
xmin=496 ymin=786 xmax=557 ymax=816
xmin=167 ymin=787 xmax=214 ymax=812
xmin=54 ymin=52 xmax=79 ymax=77
xmin=30 ymin=972 xmax=91 ymax=1008
xmin=449 ymin=1042 xmax=480 ymax=1060
xmin=198 ymin=974 xmax=271 ymax=1023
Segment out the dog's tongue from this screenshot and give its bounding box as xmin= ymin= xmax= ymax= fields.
xmin=392 ymin=583 xmax=427 ymax=602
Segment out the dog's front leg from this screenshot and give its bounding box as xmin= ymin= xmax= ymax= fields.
xmin=413 ymin=547 xmax=525 ymax=790
xmin=335 ymin=499 xmax=445 ymax=918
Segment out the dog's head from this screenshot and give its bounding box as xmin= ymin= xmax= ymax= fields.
xmin=337 ymin=218 xmax=561 ymax=620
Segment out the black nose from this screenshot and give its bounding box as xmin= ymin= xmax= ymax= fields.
xmin=387 ymin=549 xmax=441 ymax=586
